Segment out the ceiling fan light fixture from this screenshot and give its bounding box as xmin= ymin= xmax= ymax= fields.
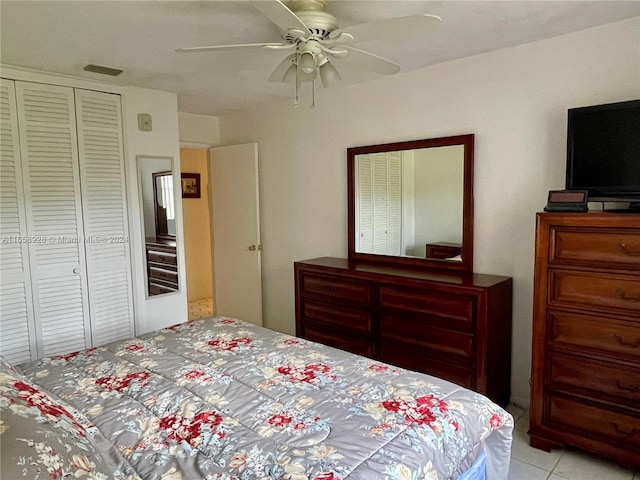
xmin=297 ymin=52 xmax=317 ymax=82
xmin=319 ymin=60 xmax=341 ymax=87
xmin=298 ymin=51 xmax=316 ymax=75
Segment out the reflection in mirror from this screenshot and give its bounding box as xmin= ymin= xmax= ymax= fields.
xmin=348 ymin=134 xmax=474 ymax=273
xmin=153 ymin=171 xmax=176 ymax=239
xmin=354 ymin=145 xmax=464 ymax=259
xmin=138 ymin=156 xmax=179 ymax=297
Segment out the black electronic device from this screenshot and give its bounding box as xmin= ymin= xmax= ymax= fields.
xmin=565 ymin=99 xmax=640 ymax=210
xmin=544 ymin=190 xmax=588 ymax=212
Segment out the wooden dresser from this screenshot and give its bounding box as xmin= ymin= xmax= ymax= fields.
xmin=145 ymin=239 xmax=178 ymax=296
xmin=294 ymin=257 xmax=513 ymax=405
xmin=530 ymin=212 xmax=640 ymax=468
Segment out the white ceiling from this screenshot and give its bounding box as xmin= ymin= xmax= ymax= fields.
xmin=1 ymin=1 xmax=638 ymax=116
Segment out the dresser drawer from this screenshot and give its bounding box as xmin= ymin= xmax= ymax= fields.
xmin=147 ymin=248 xmax=177 ymax=265
xmin=149 ymin=281 xmax=178 ymax=295
xmin=301 ymin=299 xmax=371 ymax=335
xmin=300 ymin=272 xmax=371 ymax=305
xmin=380 ymin=314 xmax=474 ymax=362
xmin=378 ymin=286 xmax=475 ymax=331
xmin=547 ymin=394 xmax=640 ymax=449
xmin=149 ymin=266 xmax=179 ymax=284
xmin=550 ymin=227 xmax=640 ymax=269
xmin=548 ymin=353 xmax=640 ymax=405
xmin=548 ymin=311 xmax=640 ymax=359
xmin=549 ymin=270 xmax=640 ymax=315
xmin=379 ymin=342 xmax=475 ymax=388
xmin=303 ymin=327 xmax=373 ymax=358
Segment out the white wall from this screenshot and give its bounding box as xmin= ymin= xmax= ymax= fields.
xmin=178 ymin=112 xmax=220 ymax=147
xmin=218 ymin=18 xmax=640 ymax=407
xmin=1 ymin=65 xmax=188 ymax=336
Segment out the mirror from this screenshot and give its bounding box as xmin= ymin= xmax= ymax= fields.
xmin=348 ymin=134 xmax=474 ymax=272
xmin=153 ymin=171 xmax=176 ymax=240
xmin=138 ymin=156 xmax=180 ymax=296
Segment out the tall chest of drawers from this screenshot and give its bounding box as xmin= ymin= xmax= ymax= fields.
xmin=294 ymin=257 xmax=513 ymax=405
xmin=530 ymin=212 xmax=640 ymax=468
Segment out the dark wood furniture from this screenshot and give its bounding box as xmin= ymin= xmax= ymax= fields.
xmin=530 ymin=212 xmax=640 ymax=468
xmin=295 ymin=257 xmax=513 ymax=405
xmin=145 ymin=238 xmax=178 ymax=296
xmin=425 ymin=242 xmax=462 ymax=259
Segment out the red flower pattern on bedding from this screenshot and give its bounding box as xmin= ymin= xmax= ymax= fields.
xmin=159 ymin=411 xmax=224 ymax=447
xmin=381 ymin=394 xmax=458 ymax=430
xmin=207 ymin=336 xmax=253 ymax=352
xmin=13 ymin=381 xmax=86 ymax=435
xmin=95 ymin=371 xmax=150 ymax=393
xmin=277 ymin=363 xmax=335 ymax=385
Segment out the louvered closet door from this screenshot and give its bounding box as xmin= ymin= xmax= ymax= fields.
xmin=0 ymin=79 xmax=37 ymax=363
xmin=15 ymin=82 xmax=91 ymax=357
xmin=356 ymin=154 xmax=374 ymax=252
xmin=75 ymin=89 xmax=134 ymax=345
xmin=386 ymin=151 xmax=402 ymax=256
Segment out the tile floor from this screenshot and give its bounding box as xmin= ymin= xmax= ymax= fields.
xmin=506 ymin=404 xmax=639 ymax=480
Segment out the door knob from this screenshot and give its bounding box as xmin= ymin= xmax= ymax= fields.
xmin=248 ymin=245 xmax=256 ymax=251
xmin=73 ymin=267 xmax=80 ymax=274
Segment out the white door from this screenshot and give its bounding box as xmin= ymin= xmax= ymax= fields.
xmin=75 ymin=89 xmax=134 ymax=346
xmin=15 ymin=81 xmax=91 ymax=357
xmin=208 ymin=143 xmax=262 ymax=326
xmin=0 ymin=79 xmax=37 ymax=364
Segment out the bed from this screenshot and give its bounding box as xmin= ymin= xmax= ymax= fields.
xmin=1 ymin=316 xmax=513 ymax=479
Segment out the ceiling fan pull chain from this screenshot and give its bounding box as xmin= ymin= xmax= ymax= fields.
xmin=310 ymin=78 xmax=316 ymax=110
xmin=294 ymin=59 xmax=300 ymax=108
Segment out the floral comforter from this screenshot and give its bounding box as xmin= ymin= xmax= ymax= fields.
xmin=4 ymin=317 xmax=513 ymax=479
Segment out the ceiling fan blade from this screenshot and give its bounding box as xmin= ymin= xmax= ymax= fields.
xmin=249 ymin=0 xmax=309 ymax=34
xmin=176 ymin=43 xmax=289 ymax=53
xmin=331 ymin=14 xmax=441 ymax=45
xmin=268 ymin=54 xmax=296 ymax=82
xmin=342 ymin=46 xmax=400 ymax=75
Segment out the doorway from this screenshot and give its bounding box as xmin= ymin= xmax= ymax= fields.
xmin=179 ymin=148 xmax=215 ymax=320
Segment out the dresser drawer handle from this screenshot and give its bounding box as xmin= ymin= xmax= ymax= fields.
xmin=614 ymin=380 xmax=640 ymax=393
xmin=620 ymin=243 xmax=640 ymax=256
xmin=615 ymin=288 xmax=640 ymax=303
xmin=613 ymin=334 xmax=640 ymax=349
xmin=610 ymin=423 xmax=640 ymax=437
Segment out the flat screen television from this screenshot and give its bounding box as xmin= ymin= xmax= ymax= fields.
xmin=565 ymin=98 xmax=640 ymax=210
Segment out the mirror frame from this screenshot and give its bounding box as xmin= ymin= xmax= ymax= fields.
xmin=347 ymin=134 xmax=474 ymax=272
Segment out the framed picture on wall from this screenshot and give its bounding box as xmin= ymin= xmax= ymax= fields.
xmin=181 ymin=173 xmax=201 ymax=198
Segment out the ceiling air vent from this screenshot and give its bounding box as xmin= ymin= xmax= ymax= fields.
xmin=83 ymin=64 xmax=123 ymax=76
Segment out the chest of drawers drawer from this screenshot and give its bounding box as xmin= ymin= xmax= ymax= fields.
xmin=379 ymin=314 xmax=475 ymax=363
xmin=549 ymin=270 xmax=640 ymax=315
xmin=548 ymin=311 xmax=640 ymax=360
xmin=547 ymin=394 xmax=640 ymax=451
xmin=147 ymin=249 xmax=177 ymax=266
xmin=550 ymin=227 xmax=640 ymax=269
xmin=378 ymin=286 xmax=475 ymax=331
xmin=301 ymin=299 xmax=372 ymax=336
xmin=548 ymin=353 xmax=640 ymax=406
xmin=300 ymin=272 xmax=371 ymax=306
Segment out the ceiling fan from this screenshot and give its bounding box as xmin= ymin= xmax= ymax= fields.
xmin=176 ymin=0 xmax=441 ymax=108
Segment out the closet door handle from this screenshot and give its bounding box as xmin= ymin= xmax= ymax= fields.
xmin=73 ymin=267 xmax=81 ymax=274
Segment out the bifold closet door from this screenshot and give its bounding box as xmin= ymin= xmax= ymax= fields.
xmin=15 ymin=81 xmax=91 ymax=357
xmin=75 ymin=89 xmax=134 ymax=346
xmin=0 ymin=79 xmax=37 ymax=364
